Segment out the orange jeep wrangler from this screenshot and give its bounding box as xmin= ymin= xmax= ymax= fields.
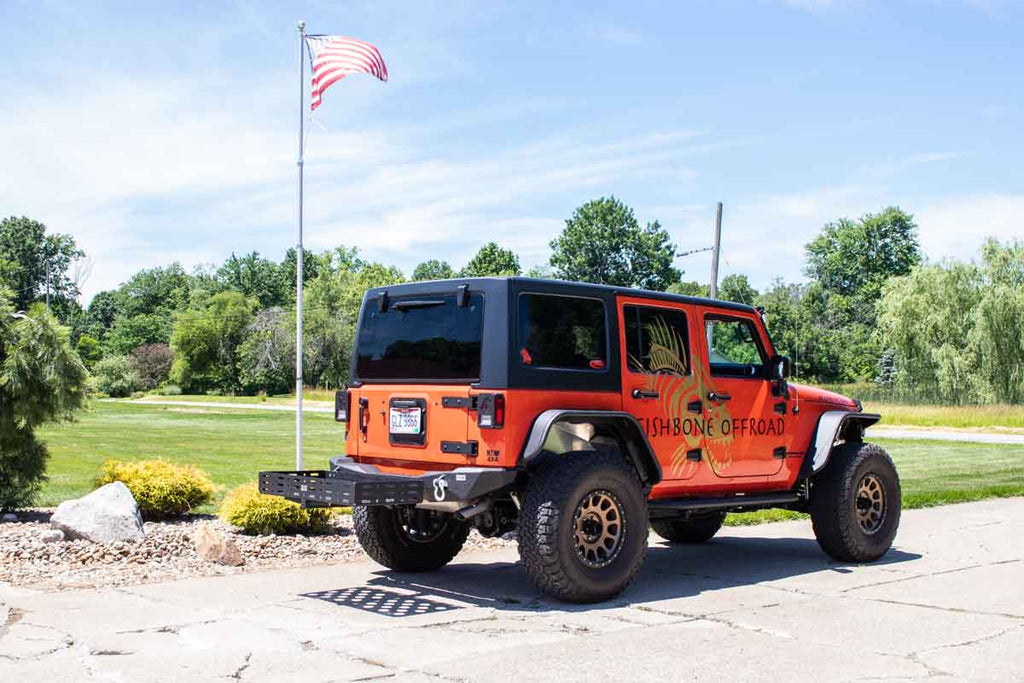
xmin=260 ymin=278 xmax=900 ymax=602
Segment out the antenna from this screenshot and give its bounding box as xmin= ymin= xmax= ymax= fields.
xmin=794 ymin=336 xmax=800 ymax=411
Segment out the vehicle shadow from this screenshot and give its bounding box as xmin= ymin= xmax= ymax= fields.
xmin=300 ymin=534 xmax=923 ymax=617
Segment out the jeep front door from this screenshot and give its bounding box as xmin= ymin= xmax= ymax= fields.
xmin=695 ymin=310 xmax=787 ymax=478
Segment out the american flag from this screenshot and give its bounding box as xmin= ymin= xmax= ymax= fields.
xmin=306 ymin=35 xmax=388 ymax=110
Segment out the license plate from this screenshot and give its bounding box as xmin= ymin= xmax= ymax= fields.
xmin=389 ymin=407 xmax=422 ymax=434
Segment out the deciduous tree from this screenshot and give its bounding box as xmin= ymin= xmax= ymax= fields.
xmin=0 ymin=216 xmax=84 ymax=313
xmin=719 ymin=274 xmax=758 ymax=305
xmin=170 ymin=291 xmax=254 ymax=393
xmin=460 ymin=243 xmax=521 ymax=277
xmin=550 ymin=197 xmax=679 ymax=290
xmin=805 ymin=207 xmax=921 ymax=309
xmin=128 ymin=343 xmax=173 ymax=390
xmin=412 ymin=259 xmax=455 ymax=281
xmin=238 ymin=308 xmax=294 ymax=395
xmin=218 ymin=251 xmax=287 ymax=308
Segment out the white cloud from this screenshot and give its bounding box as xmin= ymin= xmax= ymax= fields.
xmin=915 ymin=193 xmax=1024 ymax=261
xmin=655 ymin=187 xmax=1024 ymax=292
xmin=4 ymin=31 xmax=1013 ymax=307
xmin=1 ymin=59 xmax=722 ymax=301
xmin=304 ymin=128 xmax=709 ymax=265
xmin=860 ymin=151 xmax=971 ymax=180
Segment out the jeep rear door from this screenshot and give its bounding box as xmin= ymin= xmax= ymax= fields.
xmin=348 ymin=291 xmax=482 ymax=468
xmin=618 ymin=296 xmax=702 ymax=481
xmin=693 ymin=307 xmax=787 ymax=478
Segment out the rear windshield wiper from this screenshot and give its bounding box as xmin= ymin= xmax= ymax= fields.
xmin=391 ymin=299 xmax=446 ymax=311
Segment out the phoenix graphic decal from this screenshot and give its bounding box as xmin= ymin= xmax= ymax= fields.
xmin=634 ymin=316 xmax=736 ymax=478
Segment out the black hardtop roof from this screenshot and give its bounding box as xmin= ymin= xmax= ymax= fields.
xmin=362 ymin=276 xmax=759 ymax=315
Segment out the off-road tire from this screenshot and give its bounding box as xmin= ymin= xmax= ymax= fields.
xmin=518 ymin=450 xmax=648 ymax=603
xmin=651 ymin=512 xmax=726 ymax=544
xmin=353 ymin=505 xmax=470 ymax=572
xmin=809 ymin=441 xmax=901 ymax=562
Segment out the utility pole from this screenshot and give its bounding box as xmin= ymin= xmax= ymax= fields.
xmin=45 ymin=259 xmax=51 ymax=308
xmin=709 ymin=201 xmax=723 ymax=299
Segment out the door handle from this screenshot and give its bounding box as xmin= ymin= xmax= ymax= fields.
xmin=632 ymin=389 xmax=659 ymax=400
xmin=358 ymin=398 xmax=370 ymax=436
xmin=708 ymin=391 xmax=732 ymax=402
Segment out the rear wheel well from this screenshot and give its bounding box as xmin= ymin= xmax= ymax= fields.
xmin=520 ymin=411 xmax=662 ymax=486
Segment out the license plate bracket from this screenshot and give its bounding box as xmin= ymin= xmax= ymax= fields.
xmin=388 ymin=398 xmax=427 ymax=446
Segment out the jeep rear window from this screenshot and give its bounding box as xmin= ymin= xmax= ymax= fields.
xmin=518 ymin=294 xmax=607 ymax=371
xmin=355 ymin=293 xmax=483 ymax=382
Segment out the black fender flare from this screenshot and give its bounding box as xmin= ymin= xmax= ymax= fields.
xmin=803 ymin=410 xmax=882 ymax=476
xmin=519 ymin=410 xmax=663 ymax=486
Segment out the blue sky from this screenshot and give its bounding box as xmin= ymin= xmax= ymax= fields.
xmin=2 ymin=0 xmax=1022 ymax=302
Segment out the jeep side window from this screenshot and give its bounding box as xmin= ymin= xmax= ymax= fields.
xmin=705 ymin=316 xmax=767 ymax=378
xmin=518 ymin=294 xmax=607 ymax=371
xmin=624 ymin=306 xmax=690 ymax=375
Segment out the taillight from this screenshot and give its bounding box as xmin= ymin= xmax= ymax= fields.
xmin=493 ymin=393 xmax=505 ymax=427
xmin=334 ymin=390 xmax=350 ymax=422
xmin=477 ymin=393 xmax=504 ymax=429
xmin=359 ymin=398 xmax=370 ymax=435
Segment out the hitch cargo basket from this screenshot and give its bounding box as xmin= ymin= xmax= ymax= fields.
xmin=258 ymin=469 xmax=423 ymax=507
xmin=259 ymin=458 xmax=519 ymax=509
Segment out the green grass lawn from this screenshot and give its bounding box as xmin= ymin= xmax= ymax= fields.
xmin=137 ymin=391 xmax=1024 ymax=431
xmin=864 ymin=403 xmax=1024 ymax=431
xmin=820 ymin=383 xmax=1024 ymax=430
xmin=37 ymin=403 xmax=1024 ymax=523
xmin=36 ymin=401 xmax=346 ymax=509
xmin=135 ymin=390 xmax=334 ymax=408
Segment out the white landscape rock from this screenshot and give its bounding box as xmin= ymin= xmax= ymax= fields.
xmin=40 ymin=529 xmax=65 ymax=543
xmin=193 ymin=522 xmax=244 ymax=566
xmin=50 ymin=482 xmax=145 ymax=544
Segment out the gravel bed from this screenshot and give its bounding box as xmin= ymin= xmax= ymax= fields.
xmin=0 ymin=510 xmax=514 ymax=592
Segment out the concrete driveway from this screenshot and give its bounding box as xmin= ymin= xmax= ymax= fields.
xmin=2 ymin=498 xmax=1022 ymax=682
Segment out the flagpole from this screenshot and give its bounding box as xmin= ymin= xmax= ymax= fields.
xmin=295 ymin=20 xmax=306 ymax=471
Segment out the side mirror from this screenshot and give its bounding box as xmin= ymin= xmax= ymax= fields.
xmin=770 ymin=355 xmax=791 ymax=380
xmin=770 ymin=355 xmax=790 ymax=398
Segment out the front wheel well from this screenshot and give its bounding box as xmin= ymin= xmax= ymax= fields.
xmin=839 ymin=419 xmax=866 ymax=442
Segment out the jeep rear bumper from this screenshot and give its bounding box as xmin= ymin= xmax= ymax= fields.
xmin=258 ymin=457 xmax=518 ymax=508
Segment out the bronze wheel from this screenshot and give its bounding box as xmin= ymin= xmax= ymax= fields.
xmin=572 ymin=490 xmax=625 ymax=568
xmin=810 ymin=442 xmax=901 ymax=563
xmin=855 ymin=473 xmax=886 ymax=535
xmin=518 ymin=450 xmax=648 ymax=603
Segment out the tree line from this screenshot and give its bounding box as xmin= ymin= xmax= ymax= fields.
xmin=1 ymin=198 xmax=1021 ymax=406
